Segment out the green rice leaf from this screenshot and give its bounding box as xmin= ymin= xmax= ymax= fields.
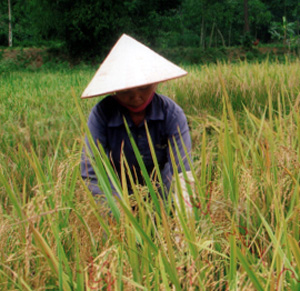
xmin=123 ymin=117 xmax=161 ymax=217
xmin=236 ymin=247 xmax=264 ymax=291
xmin=288 ymin=235 xmax=300 ymax=275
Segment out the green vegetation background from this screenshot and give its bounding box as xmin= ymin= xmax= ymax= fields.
xmin=1 ymin=0 xmax=300 ymax=62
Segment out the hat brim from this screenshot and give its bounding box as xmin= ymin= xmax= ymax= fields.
xmin=81 ymin=34 xmax=187 ymax=99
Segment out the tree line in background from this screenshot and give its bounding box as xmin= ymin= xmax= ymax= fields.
xmin=1 ymin=0 xmax=300 ymax=59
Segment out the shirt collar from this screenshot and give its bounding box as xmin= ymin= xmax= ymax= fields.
xmin=107 ymin=93 xmax=165 ymax=127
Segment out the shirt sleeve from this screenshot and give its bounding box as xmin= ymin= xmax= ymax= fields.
xmin=80 ymin=105 xmax=108 ymax=195
xmin=165 ymin=106 xmax=192 ymax=175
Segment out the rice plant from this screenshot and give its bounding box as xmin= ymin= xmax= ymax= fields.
xmin=1 ymin=59 xmax=300 ymax=290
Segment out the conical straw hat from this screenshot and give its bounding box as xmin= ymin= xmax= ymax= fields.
xmin=81 ymin=34 xmax=187 ymax=99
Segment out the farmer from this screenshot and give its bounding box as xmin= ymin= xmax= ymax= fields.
xmin=80 ymin=34 xmax=192 ymax=201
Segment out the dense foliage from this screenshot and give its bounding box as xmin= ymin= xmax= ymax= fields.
xmin=1 ymin=0 xmax=300 ymax=59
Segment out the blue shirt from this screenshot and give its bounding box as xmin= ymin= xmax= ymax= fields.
xmin=81 ymin=93 xmax=191 ymax=197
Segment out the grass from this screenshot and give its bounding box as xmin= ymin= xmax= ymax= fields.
xmin=1 ymin=58 xmax=300 ymax=290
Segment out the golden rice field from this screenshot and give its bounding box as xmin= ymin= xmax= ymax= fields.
xmin=1 ymin=58 xmax=300 ymax=290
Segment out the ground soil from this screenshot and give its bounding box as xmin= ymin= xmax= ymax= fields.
xmin=1 ymin=47 xmax=46 ymax=68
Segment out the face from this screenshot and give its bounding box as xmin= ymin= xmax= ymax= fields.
xmin=115 ymin=84 xmax=157 ymax=108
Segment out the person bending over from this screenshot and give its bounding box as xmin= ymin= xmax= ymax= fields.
xmin=80 ymin=34 xmax=192 ymax=202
